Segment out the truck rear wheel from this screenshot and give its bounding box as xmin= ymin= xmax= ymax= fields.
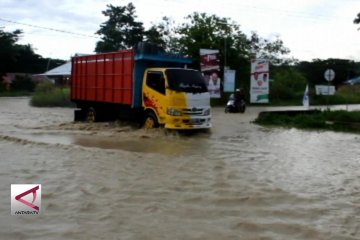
xmin=144 ymin=112 xmax=159 ymax=129
xmin=86 ymin=107 xmax=96 ymax=122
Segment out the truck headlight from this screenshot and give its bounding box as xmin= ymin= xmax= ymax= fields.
xmin=167 ymin=108 xmax=182 ymax=116
xmin=204 ymin=109 xmax=211 ymax=116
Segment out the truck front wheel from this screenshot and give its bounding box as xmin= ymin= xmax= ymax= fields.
xmin=86 ymin=107 xmax=96 ymax=122
xmin=144 ymin=112 xmax=159 ymax=129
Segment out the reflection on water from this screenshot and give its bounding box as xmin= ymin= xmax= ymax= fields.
xmin=1 ymin=98 xmax=360 ymax=239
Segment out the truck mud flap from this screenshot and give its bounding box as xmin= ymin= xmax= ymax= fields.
xmin=74 ymin=109 xmax=86 ymax=121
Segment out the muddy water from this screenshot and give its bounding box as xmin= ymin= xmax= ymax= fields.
xmin=1 ymin=97 xmax=360 ymax=240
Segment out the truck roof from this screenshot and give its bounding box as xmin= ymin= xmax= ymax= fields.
xmin=135 ymin=52 xmax=192 ymax=64
xmin=145 ymin=67 xmax=198 ymax=71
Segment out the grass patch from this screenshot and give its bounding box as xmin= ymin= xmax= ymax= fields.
xmin=0 ymin=91 xmax=32 ymax=97
xmin=254 ymin=110 xmax=360 ymax=133
xmin=30 ymin=82 xmax=74 ymax=107
xmin=260 ymin=85 xmax=360 ymax=106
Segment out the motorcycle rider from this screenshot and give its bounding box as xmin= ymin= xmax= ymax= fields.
xmin=234 ymin=88 xmax=245 ymax=112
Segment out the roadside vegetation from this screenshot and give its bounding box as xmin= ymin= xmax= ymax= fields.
xmin=0 ymin=90 xmax=32 ymax=97
xmin=30 ymin=81 xmax=74 ymax=107
xmin=254 ymin=110 xmax=360 ymax=133
xmin=267 ymin=83 xmax=360 ymax=106
xmin=311 ymin=85 xmax=360 ymax=105
xmin=0 ymin=75 xmax=34 ymax=97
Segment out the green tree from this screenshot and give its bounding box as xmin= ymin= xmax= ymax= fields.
xmin=271 ymin=67 xmax=307 ymax=101
xmin=95 ymin=3 xmax=145 ymax=52
xmin=0 ymin=28 xmax=65 ymax=76
xmin=175 ymin=12 xmax=250 ymax=66
xmin=297 ymin=59 xmax=360 ymax=86
xmin=354 ymin=12 xmax=360 ymax=29
xmin=0 ymin=29 xmax=22 ymax=75
xmin=174 ymin=12 xmax=291 ymax=97
xmin=144 ymin=25 xmax=166 ymax=48
xmin=250 ymin=32 xmax=290 ymax=65
xmin=144 ymin=17 xmax=179 ymax=51
xmin=175 ymin=12 xmax=290 ymax=65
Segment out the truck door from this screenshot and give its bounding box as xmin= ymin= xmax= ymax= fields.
xmin=143 ymin=70 xmax=167 ymax=124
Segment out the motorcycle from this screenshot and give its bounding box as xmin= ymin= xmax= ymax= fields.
xmin=225 ymin=94 xmax=246 ymax=113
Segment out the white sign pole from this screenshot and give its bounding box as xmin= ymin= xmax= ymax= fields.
xmin=324 ymin=69 xmax=335 ymax=110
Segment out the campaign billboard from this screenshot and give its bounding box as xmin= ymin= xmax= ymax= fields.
xmin=250 ymin=59 xmax=269 ymax=103
xmin=200 ymin=49 xmax=221 ymax=98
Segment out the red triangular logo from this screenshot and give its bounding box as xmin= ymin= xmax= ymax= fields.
xmin=15 ymin=185 xmax=40 ymax=211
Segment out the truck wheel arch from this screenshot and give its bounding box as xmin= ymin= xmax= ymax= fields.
xmin=144 ymin=109 xmax=160 ymax=129
xmin=86 ymin=107 xmax=97 ymax=122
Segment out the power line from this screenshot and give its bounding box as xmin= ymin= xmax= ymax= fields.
xmin=0 ymin=17 xmax=100 ymax=39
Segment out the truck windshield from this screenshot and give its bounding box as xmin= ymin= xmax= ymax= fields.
xmin=166 ymin=69 xmax=208 ymax=93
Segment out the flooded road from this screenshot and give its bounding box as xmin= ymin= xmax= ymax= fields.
xmin=0 ymin=97 xmax=359 ymax=239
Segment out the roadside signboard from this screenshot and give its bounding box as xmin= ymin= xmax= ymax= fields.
xmin=315 ymin=85 xmax=336 ymax=95
xmin=250 ymin=59 xmax=269 ymax=103
xmin=224 ymin=69 xmax=236 ymax=92
xmin=200 ymin=49 xmax=221 ymax=98
xmin=324 ymin=69 xmax=335 ymax=82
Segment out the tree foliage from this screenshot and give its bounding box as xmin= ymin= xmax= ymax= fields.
xmin=250 ymin=32 xmax=290 ymax=65
xmin=0 ymin=29 xmax=65 ymax=77
xmin=175 ymin=13 xmax=250 ymax=65
xmin=0 ymin=29 xmax=23 ymax=74
xmin=144 ymin=17 xmax=178 ymax=51
xmin=95 ymin=3 xmax=145 ymax=52
xmin=271 ymin=67 xmax=307 ymax=101
xmin=94 ymin=4 xmax=291 ymax=67
xmin=91 ymin=3 xmax=360 ymax=104
xmin=297 ymin=59 xmax=360 ymax=86
xmin=172 ymin=12 xmax=291 ymax=93
xmin=354 ymin=12 xmax=360 ymax=29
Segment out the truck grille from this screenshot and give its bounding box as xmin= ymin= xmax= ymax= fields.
xmin=182 ymin=107 xmax=204 ymax=116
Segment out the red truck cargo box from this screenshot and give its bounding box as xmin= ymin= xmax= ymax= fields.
xmin=71 ymin=50 xmax=134 ymax=105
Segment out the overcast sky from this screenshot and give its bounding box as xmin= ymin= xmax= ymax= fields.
xmin=1 ymin=0 xmax=359 ymax=61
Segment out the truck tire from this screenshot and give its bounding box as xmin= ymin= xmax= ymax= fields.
xmin=144 ymin=112 xmax=159 ymax=129
xmin=86 ymin=107 xmax=96 ymax=122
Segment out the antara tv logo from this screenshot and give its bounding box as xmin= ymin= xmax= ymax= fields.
xmin=11 ymin=184 xmax=41 ymax=215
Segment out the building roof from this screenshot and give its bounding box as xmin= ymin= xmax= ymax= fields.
xmin=39 ymin=61 xmax=71 ymax=76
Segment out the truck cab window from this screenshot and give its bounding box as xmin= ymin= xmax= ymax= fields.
xmin=146 ymin=72 xmax=165 ymax=95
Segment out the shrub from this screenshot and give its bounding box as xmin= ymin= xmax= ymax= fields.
xmin=271 ymin=68 xmax=307 ymax=101
xmin=30 ymin=81 xmax=74 ymax=107
xmin=34 ymin=80 xmax=55 ymax=93
xmin=312 ymin=86 xmax=360 ymax=105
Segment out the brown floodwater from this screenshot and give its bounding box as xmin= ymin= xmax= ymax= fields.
xmin=0 ymin=97 xmax=360 ymax=240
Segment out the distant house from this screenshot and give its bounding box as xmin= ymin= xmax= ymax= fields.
xmin=35 ymin=61 xmax=71 ymax=87
xmin=1 ymin=73 xmax=15 ymax=90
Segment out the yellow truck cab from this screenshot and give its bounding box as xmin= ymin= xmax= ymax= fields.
xmin=142 ymin=68 xmax=211 ymax=129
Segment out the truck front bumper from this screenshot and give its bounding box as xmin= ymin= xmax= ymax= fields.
xmin=164 ymin=116 xmax=212 ymax=129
